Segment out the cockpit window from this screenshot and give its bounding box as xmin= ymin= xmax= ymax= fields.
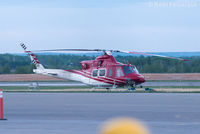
xmin=123 ymin=66 xmax=134 ymax=75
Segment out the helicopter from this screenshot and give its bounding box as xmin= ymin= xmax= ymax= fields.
xmin=20 ymin=43 xmax=187 ymax=89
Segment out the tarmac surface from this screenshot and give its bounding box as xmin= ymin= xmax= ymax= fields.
xmin=1 ymin=93 xmax=200 ymax=134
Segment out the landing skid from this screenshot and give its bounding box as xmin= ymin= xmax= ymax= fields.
xmin=127 ymin=84 xmax=143 ymax=91
xmin=90 ymin=86 xmax=116 ymax=91
xmin=90 ymin=84 xmax=146 ymax=92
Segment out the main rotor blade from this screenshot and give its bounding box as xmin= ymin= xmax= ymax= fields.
xmin=32 ymin=49 xmax=105 ymax=52
xmin=117 ymin=50 xmax=189 ymax=61
xmin=32 ymin=48 xmax=188 ymax=61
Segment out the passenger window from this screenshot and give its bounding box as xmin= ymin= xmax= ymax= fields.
xmin=92 ymin=70 xmax=98 ymax=77
xmin=108 ymin=69 xmax=112 ymax=76
xmin=116 ymin=67 xmax=124 ymax=77
xmin=99 ymin=69 xmax=106 ymax=77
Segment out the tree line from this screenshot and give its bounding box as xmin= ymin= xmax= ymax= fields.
xmin=0 ymin=54 xmax=200 ymax=74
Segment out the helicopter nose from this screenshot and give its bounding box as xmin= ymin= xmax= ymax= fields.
xmin=137 ymin=75 xmax=145 ymax=83
xmin=139 ymin=77 xmax=145 ymax=83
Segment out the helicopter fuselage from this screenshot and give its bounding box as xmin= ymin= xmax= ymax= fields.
xmin=34 ymin=54 xmax=145 ymax=88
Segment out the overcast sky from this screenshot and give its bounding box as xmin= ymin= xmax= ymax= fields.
xmin=0 ymin=0 xmax=200 ymax=53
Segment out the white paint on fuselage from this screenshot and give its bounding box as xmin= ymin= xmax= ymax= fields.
xmin=34 ymin=69 xmax=112 ymax=87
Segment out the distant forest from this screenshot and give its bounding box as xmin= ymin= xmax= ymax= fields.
xmin=0 ymin=54 xmax=200 ymax=74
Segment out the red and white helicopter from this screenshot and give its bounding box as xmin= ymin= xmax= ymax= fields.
xmin=21 ymin=43 xmax=186 ymax=89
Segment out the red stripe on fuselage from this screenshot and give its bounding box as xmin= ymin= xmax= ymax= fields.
xmin=66 ymin=70 xmax=114 ymax=85
xmin=81 ymin=70 xmax=126 ymax=84
xmin=65 ymin=70 xmax=126 ymax=85
xmin=71 ymin=70 xmax=125 ymax=83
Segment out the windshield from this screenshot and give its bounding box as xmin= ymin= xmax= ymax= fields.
xmin=132 ymin=66 xmax=139 ymax=74
xmin=123 ymin=66 xmax=134 ymax=75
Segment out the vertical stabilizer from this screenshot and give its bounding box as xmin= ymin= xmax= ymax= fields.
xmin=20 ymin=43 xmax=45 ymax=70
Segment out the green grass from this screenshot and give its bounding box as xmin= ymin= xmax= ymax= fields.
xmin=2 ymin=85 xmax=200 ymax=90
xmin=1 ymin=85 xmax=200 ymax=93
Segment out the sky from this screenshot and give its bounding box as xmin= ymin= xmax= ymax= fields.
xmin=0 ymin=0 xmax=200 ymax=53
